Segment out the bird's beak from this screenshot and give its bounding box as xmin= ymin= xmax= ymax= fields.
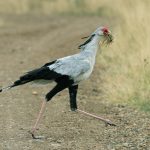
xmin=101 ymin=32 xmax=113 ymax=46
xmin=107 ymin=33 xmax=113 ymax=43
xmin=104 ymin=31 xmax=113 ymax=44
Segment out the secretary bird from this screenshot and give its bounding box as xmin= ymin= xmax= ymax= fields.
xmin=0 ymin=26 xmax=115 ymax=139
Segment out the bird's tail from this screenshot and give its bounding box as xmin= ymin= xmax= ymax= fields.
xmin=0 ymin=85 xmax=13 ymax=92
xmin=0 ymin=78 xmax=32 ymax=93
xmin=0 ymin=65 xmax=54 ymax=93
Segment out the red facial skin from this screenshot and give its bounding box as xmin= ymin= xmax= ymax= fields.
xmin=102 ymin=27 xmax=109 ymax=35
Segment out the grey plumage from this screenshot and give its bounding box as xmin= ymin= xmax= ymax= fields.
xmin=48 ymin=54 xmax=91 ymax=84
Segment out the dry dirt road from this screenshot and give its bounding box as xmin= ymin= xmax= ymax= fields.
xmin=0 ymin=15 xmax=149 ymax=150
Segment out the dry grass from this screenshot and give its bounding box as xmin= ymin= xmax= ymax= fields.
xmin=98 ymin=0 xmax=150 ymax=111
xmin=0 ymin=0 xmax=149 ymax=111
xmin=0 ymin=0 xmax=101 ymax=14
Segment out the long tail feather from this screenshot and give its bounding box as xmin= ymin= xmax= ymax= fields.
xmin=0 ymin=79 xmax=32 ymax=93
xmin=0 ymin=84 xmax=14 ymax=92
xmin=0 ymin=61 xmax=58 ymax=93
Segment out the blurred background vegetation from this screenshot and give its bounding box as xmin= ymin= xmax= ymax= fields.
xmin=0 ymin=0 xmax=118 ymax=15
xmin=0 ymin=0 xmax=150 ymax=111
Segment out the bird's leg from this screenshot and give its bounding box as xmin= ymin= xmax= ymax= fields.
xmin=77 ymin=109 xmax=116 ymax=126
xmin=30 ymin=83 xmax=68 ymax=139
xmin=30 ymin=100 xmax=47 ymax=139
xmin=68 ymin=85 xmax=116 ymax=126
xmin=68 ymin=85 xmax=78 ymax=111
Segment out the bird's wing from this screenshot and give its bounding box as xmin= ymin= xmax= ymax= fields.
xmin=48 ymin=55 xmax=90 ymax=79
xmin=19 ymin=60 xmax=61 ymax=82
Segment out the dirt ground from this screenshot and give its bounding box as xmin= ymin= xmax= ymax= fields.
xmin=0 ymin=15 xmax=149 ymax=150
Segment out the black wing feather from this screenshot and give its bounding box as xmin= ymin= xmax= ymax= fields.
xmin=13 ymin=60 xmax=61 ymax=87
xmin=42 ymin=60 xmax=56 ymax=67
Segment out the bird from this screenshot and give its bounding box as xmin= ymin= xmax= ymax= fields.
xmin=0 ymin=26 xmax=115 ymax=139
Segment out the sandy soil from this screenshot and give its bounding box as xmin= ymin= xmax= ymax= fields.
xmin=0 ymin=15 xmax=149 ymax=150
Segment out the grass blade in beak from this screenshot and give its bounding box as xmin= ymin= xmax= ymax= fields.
xmin=100 ymin=33 xmax=113 ymax=46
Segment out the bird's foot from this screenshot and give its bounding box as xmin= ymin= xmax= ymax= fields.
xmin=28 ymin=131 xmax=45 ymax=140
xmin=28 ymin=130 xmax=37 ymax=139
xmin=103 ymin=119 xmax=117 ymax=127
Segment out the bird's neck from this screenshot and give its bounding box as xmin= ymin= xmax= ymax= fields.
xmin=81 ymin=35 xmax=100 ymax=57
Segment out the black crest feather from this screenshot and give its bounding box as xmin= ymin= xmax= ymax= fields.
xmin=78 ymin=34 xmax=95 ymax=49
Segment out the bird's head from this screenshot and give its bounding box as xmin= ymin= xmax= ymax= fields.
xmin=94 ymin=27 xmax=113 ymax=45
xmin=79 ymin=26 xmax=113 ymax=49
xmin=92 ymin=26 xmax=113 ymax=45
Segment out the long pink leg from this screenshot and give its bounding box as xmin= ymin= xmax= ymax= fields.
xmin=30 ymin=100 xmax=47 ymax=139
xmin=77 ymin=109 xmax=116 ymax=126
